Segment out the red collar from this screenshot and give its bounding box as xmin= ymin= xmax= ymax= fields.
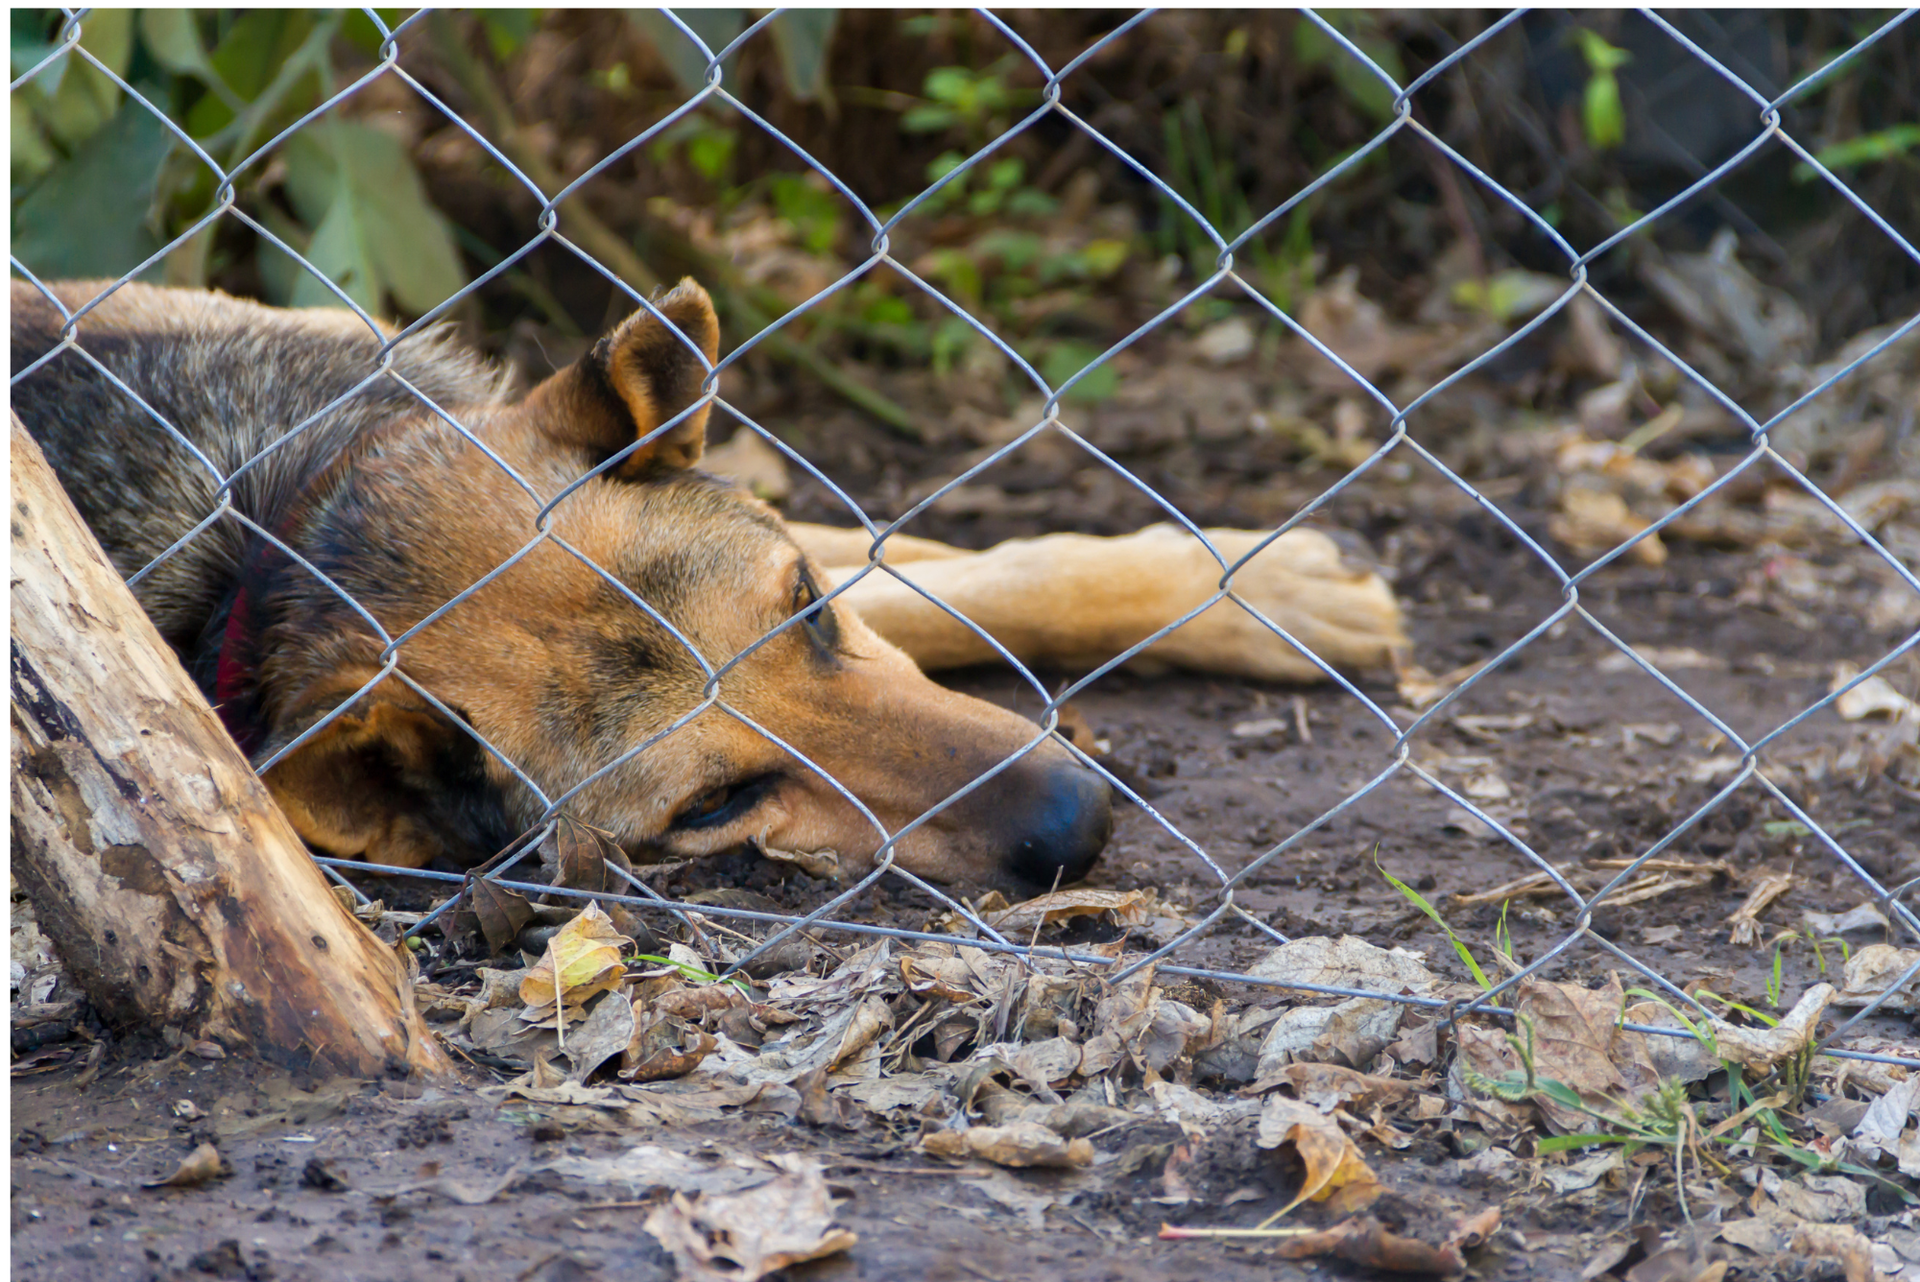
xmin=213 ymin=583 xmax=263 ymax=756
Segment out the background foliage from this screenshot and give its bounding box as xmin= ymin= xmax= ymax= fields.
xmin=11 ymin=10 xmax=1917 ymax=407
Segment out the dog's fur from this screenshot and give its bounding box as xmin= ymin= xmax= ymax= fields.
xmin=11 ymin=278 xmax=1406 ymax=891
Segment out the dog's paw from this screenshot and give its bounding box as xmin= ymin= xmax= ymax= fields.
xmin=1138 ymin=525 xmax=1409 ymax=682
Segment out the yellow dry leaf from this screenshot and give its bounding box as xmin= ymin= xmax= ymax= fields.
xmin=518 ymin=903 xmax=634 ymax=1008
xmin=922 ymin=1123 xmax=1094 ymax=1169
xmin=1256 ymin=1096 xmax=1383 ymax=1215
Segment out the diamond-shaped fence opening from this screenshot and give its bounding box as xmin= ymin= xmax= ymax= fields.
xmin=11 ymin=8 xmax=1920 ymax=1082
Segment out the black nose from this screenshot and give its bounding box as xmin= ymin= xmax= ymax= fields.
xmin=1000 ymin=761 xmax=1113 ymax=889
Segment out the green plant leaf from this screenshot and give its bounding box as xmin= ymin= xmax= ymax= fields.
xmin=186 ymin=9 xmax=318 ymax=139
xmin=1533 ymin=1077 xmax=1590 ymax=1113
xmin=138 ymin=11 xmax=219 ymax=85
xmin=12 ymin=95 xmax=58 ymax=186
xmin=1376 ymin=855 xmax=1491 ymax=989
xmin=768 ymin=172 xmax=842 ymax=255
xmin=901 ymin=104 xmax=958 ymax=134
xmin=480 ymin=10 xmax=540 ymax=63
xmin=769 ymin=10 xmax=836 ymax=104
xmin=282 ymin=120 xmax=467 ymax=317
xmin=11 ymin=9 xmax=63 ymax=84
xmin=30 ymin=8 xmax=134 ymax=152
xmin=1575 ymin=29 xmax=1632 ymax=73
xmin=1536 ymin=1133 xmax=1635 ymax=1154
xmin=11 ymin=100 xmax=170 ymax=280
xmin=340 ymin=9 xmax=407 ymax=58
xmin=1583 ymin=71 xmax=1625 ymax=151
xmin=1794 ymin=124 xmax=1920 ymax=181
xmin=290 ymin=191 xmax=382 ymax=314
xmin=685 ymin=123 xmax=736 ymax=183
xmin=1042 ymin=341 xmax=1119 ymax=403
xmin=626 ymin=9 xmax=744 ymax=94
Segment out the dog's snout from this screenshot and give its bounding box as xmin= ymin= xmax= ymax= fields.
xmin=998 ymin=760 xmax=1113 ymax=889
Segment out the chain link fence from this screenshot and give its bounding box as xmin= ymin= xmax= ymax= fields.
xmin=12 ymin=8 xmax=1920 ymax=1078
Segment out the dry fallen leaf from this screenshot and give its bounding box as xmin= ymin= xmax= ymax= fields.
xmin=1708 ymin=985 xmax=1834 ymax=1072
xmin=1394 ymin=657 xmax=1491 ymax=712
xmin=1248 ymin=935 xmax=1439 ymax=995
xmin=143 ymin=1142 xmax=228 ymax=1189
xmin=984 ymin=887 xmax=1193 ymax=945
xmin=518 ymin=903 xmax=633 ymax=1011
xmin=1516 ymin=976 xmax=1658 ymax=1131
xmin=1249 ymin=936 xmax=1439 ymax=1071
xmin=1256 ymin=1095 xmax=1383 ymax=1215
xmin=1800 ymin=902 xmax=1891 ymax=937
xmin=922 ymin=1122 xmax=1095 ymax=1169
xmin=1552 ymin=483 xmax=1667 ymax=566
xmin=1789 ymin=1223 xmax=1883 ymax=1282
xmin=562 ymin=991 xmax=636 ymax=1082
xmin=1258 ymin=996 xmax=1409 ymax=1073
xmin=1832 ymin=661 xmax=1920 ymax=722
xmin=1836 ymin=944 xmax=1920 ymax=1012
xmin=1250 ymin=1061 xmax=1414 ymax=1113
xmin=1452 ymin=975 xmax=1685 ymax=1133
xmin=643 ymin=1154 xmax=856 ymax=1282
xmin=621 ymin=1011 xmax=717 ymax=1083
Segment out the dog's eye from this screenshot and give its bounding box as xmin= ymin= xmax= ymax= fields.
xmin=792 ymin=573 xmax=838 ymax=651
xmin=673 ymin=773 xmax=777 ymax=831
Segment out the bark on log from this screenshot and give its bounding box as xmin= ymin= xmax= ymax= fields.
xmin=9 ymin=413 xmax=452 ymax=1079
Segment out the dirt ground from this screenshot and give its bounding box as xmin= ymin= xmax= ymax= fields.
xmin=13 ymin=310 xmax=1920 ymax=1280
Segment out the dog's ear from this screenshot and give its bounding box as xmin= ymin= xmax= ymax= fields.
xmin=525 ymin=278 xmax=721 ymax=477
xmin=263 ymin=688 xmax=512 ymax=870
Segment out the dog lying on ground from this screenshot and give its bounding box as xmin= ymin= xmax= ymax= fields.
xmin=11 ymin=278 xmax=1406 ymax=892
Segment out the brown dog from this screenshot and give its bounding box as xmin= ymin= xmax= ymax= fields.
xmin=11 ymin=278 xmax=1405 ymax=891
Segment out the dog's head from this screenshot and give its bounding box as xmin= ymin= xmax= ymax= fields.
xmin=256 ymin=281 xmax=1111 ymax=894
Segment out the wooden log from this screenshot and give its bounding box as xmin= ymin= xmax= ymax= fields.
xmin=9 ymin=413 xmax=452 ymax=1079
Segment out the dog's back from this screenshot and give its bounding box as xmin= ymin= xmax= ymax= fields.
xmin=10 ymin=279 xmax=509 ymax=656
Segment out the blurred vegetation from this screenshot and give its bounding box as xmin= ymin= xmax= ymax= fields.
xmin=11 ymin=9 xmax=1918 ymax=427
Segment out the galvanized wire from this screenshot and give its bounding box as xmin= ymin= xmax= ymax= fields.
xmin=11 ymin=8 xmax=1919 ymax=1071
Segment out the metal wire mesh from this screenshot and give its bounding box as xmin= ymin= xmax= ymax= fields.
xmin=12 ymin=8 xmax=1920 ymax=1073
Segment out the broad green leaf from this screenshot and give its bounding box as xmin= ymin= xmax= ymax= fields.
xmin=11 ymin=9 xmax=63 ymax=84
xmin=1292 ymin=14 xmax=1403 ymax=124
xmin=11 ymin=93 xmax=58 ymax=186
xmin=769 ymin=10 xmax=836 ymax=104
xmin=283 ymin=120 xmax=468 ymax=317
xmin=626 ymin=9 xmax=744 ymax=93
xmin=139 ymin=11 xmax=221 ymax=84
xmin=251 ymin=206 xmax=313 ymax=306
xmin=12 ymin=102 xmax=170 ymax=279
xmin=289 ymin=193 xmax=382 ymax=314
xmin=187 ymin=9 xmax=315 ymax=137
xmin=35 ymin=8 xmax=134 ymax=151
xmin=214 ymin=9 xmax=312 ymax=99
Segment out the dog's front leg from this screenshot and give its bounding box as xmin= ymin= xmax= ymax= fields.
xmin=819 ymin=524 xmax=1408 ymax=682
